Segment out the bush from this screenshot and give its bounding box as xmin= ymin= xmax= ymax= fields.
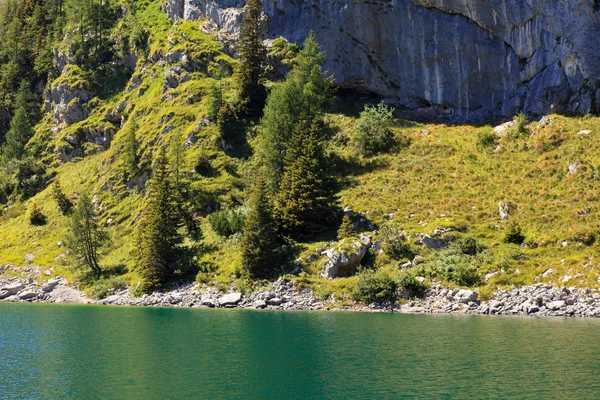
xmin=52 ymin=182 xmax=72 ymax=215
xmin=380 ymin=224 xmax=414 ymax=260
xmin=352 ymin=269 xmax=397 ymax=304
xmin=476 ymin=129 xmax=497 ymax=148
xmin=503 ymin=222 xmax=525 ymax=245
xmin=208 ymin=208 xmax=245 ymax=238
xmin=571 ymin=229 xmax=596 ymax=246
xmin=28 ymin=203 xmax=46 ymax=226
xmin=457 ymin=236 xmax=485 ymax=256
xmin=416 ymin=248 xmax=480 ymax=286
xmin=89 ymin=276 xmax=128 ymax=300
xmin=353 ymin=102 xmax=395 ymax=156
xmin=397 ymin=271 xmax=428 ymax=298
xmin=507 ymin=112 xmax=530 ymax=140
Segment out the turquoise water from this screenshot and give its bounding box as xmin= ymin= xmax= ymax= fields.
xmin=1 ymin=304 xmax=599 ymax=399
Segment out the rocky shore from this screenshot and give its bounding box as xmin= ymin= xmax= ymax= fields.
xmin=3 ymin=266 xmax=600 ymax=318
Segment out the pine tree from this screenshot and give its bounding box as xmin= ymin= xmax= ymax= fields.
xmin=66 ymin=193 xmax=107 ymax=277
xmin=1 ymin=81 xmax=34 ymax=162
xmin=275 ymin=121 xmax=341 ymax=240
xmin=259 ymin=33 xmax=332 ymax=192
xmin=52 ymin=181 xmax=72 ymax=215
xmin=137 ymin=150 xmax=187 ymax=290
xmin=238 ymin=0 xmax=267 ymax=115
xmin=241 ymin=169 xmax=279 ymax=278
xmin=123 ymin=117 xmax=138 ymax=180
xmin=338 ymin=213 xmax=354 ymax=239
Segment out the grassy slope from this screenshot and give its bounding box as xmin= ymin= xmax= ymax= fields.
xmin=1 ymin=0 xmax=599 ymax=299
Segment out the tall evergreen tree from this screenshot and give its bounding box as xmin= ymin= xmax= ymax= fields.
xmin=240 ymin=169 xmax=279 ymax=278
xmin=137 ymin=150 xmax=187 ymax=290
xmin=259 ymin=33 xmax=332 ymax=192
xmin=66 ymin=192 xmax=107 ymax=277
xmin=1 ymin=81 xmax=34 ymax=162
xmin=275 ymin=121 xmax=341 ymax=240
xmin=238 ymin=0 xmax=267 ymax=115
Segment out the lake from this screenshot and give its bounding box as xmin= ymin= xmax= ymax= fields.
xmin=1 ymin=303 xmax=599 ymax=399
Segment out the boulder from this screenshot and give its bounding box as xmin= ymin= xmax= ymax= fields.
xmin=218 ymin=292 xmax=242 ymax=307
xmin=415 ymin=234 xmax=451 ymax=249
xmin=254 ymin=300 xmax=267 ymax=309
xmin=41 ymin=278 xmax=61 ymax=293
xmin=18 ymin=291 xmax=38 ymax=300
xmin=267 ymin=297 xmax=283 ymax=306
xmin=455 ymin=289 xmax=478 ymax=303
xmin=547 ymin=300 xmax=566 ymax=311
xmin=321 ymin=239 xmax=368 ymax=279
xmin=0 ymin=282 xmax=26 ymax=299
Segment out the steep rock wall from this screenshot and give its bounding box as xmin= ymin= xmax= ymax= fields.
xmin=166 ymin=0 xmax=600 ymax=121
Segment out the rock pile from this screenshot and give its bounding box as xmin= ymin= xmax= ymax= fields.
xmin=402 ymin=284 xmax=600 ymax=318
xmin=0 ymin=275 xmax=88 ymax=304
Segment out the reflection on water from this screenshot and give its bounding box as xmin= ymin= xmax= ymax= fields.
xmin=1 ymin=304 xmax=600 ymax=399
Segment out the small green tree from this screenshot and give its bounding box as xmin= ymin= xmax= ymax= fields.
xmin=137 ymin=150 xmax=188 ymax=290
xmin=66 ymin=193 xmax=107 ymax=277
xmin=241 ymin=169 xmax=279 ymax=278
xmin=337 ymin=213 xmax=354 ymax=239
xmin=353 ymin=269 xmax=398 ymax=306
xmin=238 ymin=0 xmax=267 ymax=115
xmin=28 ymin=202 xmax=46 ymax=226
xmin=123 ymin=117 xmax=138 ymax=180
xmin=207 ymin=78 xmax=223 ymax=122
xmin=52 ymin=181 xmax=72 ymax=215
xmin=507 ymin=112 xmax=530 ymax=140
xmin=504 ymin=222 xmax=525 ymax=245
xmin=353 ymin=102 xmax=395 ymax=156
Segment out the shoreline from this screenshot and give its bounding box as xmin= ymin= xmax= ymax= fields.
xmin=2 ymin=270 xmax=600 ymax=318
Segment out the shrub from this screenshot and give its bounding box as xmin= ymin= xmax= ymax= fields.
xmin=353 ymin=102 xmax=395 ymax=156
xmin=571 ymin=229 xmax=596 ymax=246
xmin=51 ymin=182 xmax=72 ymax=215
xmin=352 ymin=269 xmax=397 ymax=304
xmin=503 ymin=222 xmax=525 ymax=245
xmin=507 ymin=112 xmax=529 ymax=140
xmin=89 ymin=276 xmax=128 ymax=300
xmin=380 ymin=224 xmax=414 ymax=260
xmin=476 ymin=129 xmax=496 ymax=148
xmin=28 ymin=203 xmax=46 ymax=226
xmin=397 ymin=271 xmax=428 ymax=298
xmin=457 ymin=236 xmax=485 ymax=256
xmin=416 ymin=248 xmax=480 ymax=286
xmin=208 ymin=208 xmax=245 ymax=238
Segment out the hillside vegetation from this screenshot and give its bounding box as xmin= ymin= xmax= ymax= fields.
xmin=0 ymin=0 xmax=599 ymax=303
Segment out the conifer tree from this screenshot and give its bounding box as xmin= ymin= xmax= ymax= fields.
xmin=238 ymin=0 xmax=267 ymax=115
xmin=259 ymin=33 xmax=332 ymax=192
xmin=338 ymin=213 xmax=354 ymax=239
xmin=275 ymin=121 xmax=341 ymax=240
xmin=1 ymin=81 xmax=34 ymax=162
xmin=52 ymin=181 xmax=72 ymax=215
xmin=137 ymin=150 xmax=187 ymax=290
xmin=66 ymin=193 xmax=106 ymax=277
xmin=123 ymin=117 xmax=138 ymax=180
xmin=241 ymin=169 xmax=279 ymax=278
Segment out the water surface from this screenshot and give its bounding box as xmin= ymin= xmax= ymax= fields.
xmin=1 ymin=303 xmax=599 ymax=399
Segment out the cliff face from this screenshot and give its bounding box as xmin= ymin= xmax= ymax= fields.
xmin=166 ymin=0 xmax=600 ymax=121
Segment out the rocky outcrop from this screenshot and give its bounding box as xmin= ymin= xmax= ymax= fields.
xmin=44 ymin=66 xmax=94 ymax=130
xmin=165 ymin=0 xmax=600 ymax=122
xmin=321 ymin=236 xmax=371 ymax=278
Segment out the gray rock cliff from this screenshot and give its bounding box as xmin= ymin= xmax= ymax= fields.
xmin=165 ymin=0 xmax=600 ymax=121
